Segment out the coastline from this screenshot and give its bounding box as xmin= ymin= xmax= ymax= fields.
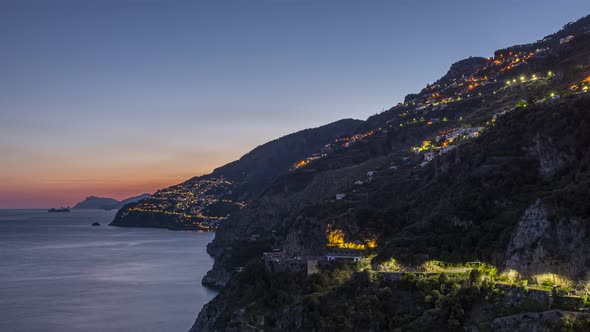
xmin=0 ymin=209 xmax=218 ymax=332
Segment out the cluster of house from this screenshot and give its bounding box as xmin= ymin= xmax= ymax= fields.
xmin=397 ymin=30 xmax=583 ymax=118
xmin=125 ymin=176 xmax=245 ymax=230
xmin=261 ymin=249 xmax=364 ymax=275
xmin=413 ymin=126 xmax=484 ymax=167
xmin=412 ymin=101 xmax=450 ymax=114
xmin=570 ymin=76 xmax=590 ymax=94
xmin=442 ymin=127 xmax=484 ymax=141
xmin=392 ymin=67 xmax=503 ymax=126
xmin=290 ymin=152 xmax=326 ymax=170
xmin=412 ymin=72 xmax=590 ymax=170
xmin=293 ymin=22 xmax=590 ymax=178
xmin=389 ymin=21 xmax=590 ymax=133
xmin=560 ymin=35 xmax=575 ymax=44
xmin=290 ymin=130 xmax=377 ymax=171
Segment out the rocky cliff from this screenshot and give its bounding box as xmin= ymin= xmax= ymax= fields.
xmin=192 ymin=15 xmax=590 ymax=331
xmin=504 ymin=200 xmax=590 ymax=291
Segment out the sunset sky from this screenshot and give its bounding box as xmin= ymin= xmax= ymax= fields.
xmin=1 ymin=0 xmax=589 ymax=208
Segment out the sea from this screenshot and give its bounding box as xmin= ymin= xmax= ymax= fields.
xmin=0 ymin=209 xmax=217 ymax=332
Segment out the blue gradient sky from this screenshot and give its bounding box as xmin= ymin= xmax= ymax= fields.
xmin=1 ymin=0 xmax=589 ymax=208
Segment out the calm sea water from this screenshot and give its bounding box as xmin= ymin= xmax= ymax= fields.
xmin=0 ymin=209 xmax=217 ymax=332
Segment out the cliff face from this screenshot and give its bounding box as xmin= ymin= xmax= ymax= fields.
xmin=504 ymin=200 xmax=590 ymax=290
xmin=530 ymin=134 xmax=574 ymax=178
xmin=190 ymin=302 xmax=226 ymax=332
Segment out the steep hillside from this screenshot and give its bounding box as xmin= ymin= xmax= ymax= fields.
xmin=113 ymin=193 xmax=151 ymax=209
xmin=193 ymin=15 xmax=590 ymax=331
xmin=204 ymin=15 xmax=590 ymax=287
xmin=110 ymin=119 xmax=362 ymax=230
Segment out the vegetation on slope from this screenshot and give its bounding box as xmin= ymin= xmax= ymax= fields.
xmin=195 ymin=261 xmax=590 ymax=331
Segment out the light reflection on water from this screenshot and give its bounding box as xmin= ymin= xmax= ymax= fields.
xmin=0 ymin=209 xmax=217 ymax=332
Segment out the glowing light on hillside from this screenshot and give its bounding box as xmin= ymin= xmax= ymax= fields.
xmin=325 ymin=224 xmax=377 ymax=250
xmin=533 ymin=273 xmax=573 ymax=287
xmin=292 ymin=160 xmax=309 ymax=168
xmin=502 ymin=269 xmax=520 ymax=282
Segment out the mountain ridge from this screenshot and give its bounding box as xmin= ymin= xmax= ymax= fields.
xmin=73 ymin=193 xmax=150 ymax=210
xmin=110 ymin=119 xmax=363 ymax=230
xmin=191 ymin=14 xmax=590 ymax=331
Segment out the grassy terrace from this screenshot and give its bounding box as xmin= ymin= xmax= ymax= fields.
xmin=215 ymin=259 xmax=590 ymax=331
xmin=372 ymin=258 xmax=590 ymax=310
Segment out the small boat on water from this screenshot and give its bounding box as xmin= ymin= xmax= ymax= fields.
xmin=91 ymin=222 xmax=101 ymax=226
xmin=48 ymin=208 xmax=70 ymax=213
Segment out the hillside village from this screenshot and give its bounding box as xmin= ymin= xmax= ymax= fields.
xmin=114 ymin=176 xmax=245 ymax=230
xmin=191 ymin=15 xmax=590 ymax=331
xmin=289 ymin=23 xmax=590 ymax=175
xmin=111 ymin=119 xmax=363 ymax=230
xmin=99 ymin=13 xmax=590 ymax=330
xmin=113 ymin=17 xmax=590 ymax=236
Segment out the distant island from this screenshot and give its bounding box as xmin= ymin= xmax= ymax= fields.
xmin=48 ymin=208 xmax=70 ymax=213
xmin=72 ymin=193 xmax=150 ymax=210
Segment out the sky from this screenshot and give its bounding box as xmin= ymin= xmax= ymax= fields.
xmin=1 ymin=0 xmax=589 ymax=208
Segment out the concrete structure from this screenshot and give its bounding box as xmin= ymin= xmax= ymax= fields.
xmin=326 ymin=250 xmax=362 ymax=262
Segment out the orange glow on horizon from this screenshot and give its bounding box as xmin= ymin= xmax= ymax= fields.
xmin=0 ymin=152 xmax=228 ymax=208
xmin=0 ymin=173 xmax=205 ymax=209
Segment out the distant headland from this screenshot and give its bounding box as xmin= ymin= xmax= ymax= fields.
xmin=72 ymin=193 xmax=150 ymax=210
xmin=48 ymin=208 xmax=70 ymax=213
